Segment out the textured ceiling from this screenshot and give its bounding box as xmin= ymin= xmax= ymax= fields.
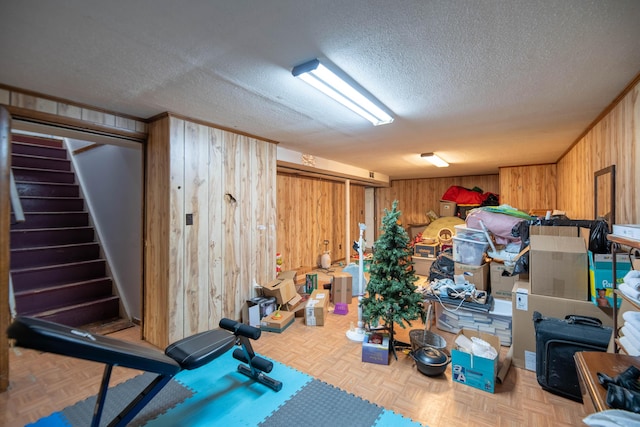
xmin=1 ymin=0 xmax=640 ymax=180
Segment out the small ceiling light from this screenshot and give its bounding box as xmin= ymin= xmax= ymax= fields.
xmin=421 ymin=152 xmax=449 ymax=167
xmin=292 ymin=58 xmax=394 ymax=126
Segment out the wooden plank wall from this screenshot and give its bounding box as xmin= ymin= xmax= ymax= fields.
xmin=0 ymin=85 xmax=147 ymax=137
xmin=143 ymin=117 xmax=171 ymax=347
xmin=145 ymin=115 xmax=276 ymax=347
xmin=375 ymin=175 xmax=500 ymax=229
xmin=499 ymin=164 xmax=557 ymax=213
xmin=276 ymin=173 xmax=365 ymax=271
xmin=557 ymin=80 xmax=640 ymax=223
xmin=0 ymin=107 xmax=10 ymax=391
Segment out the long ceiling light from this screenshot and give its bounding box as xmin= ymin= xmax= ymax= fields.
xmin=421 ymin=152 xmax=449 ymax=167
xmin=292 ymin=59 xmax=394 ymax=126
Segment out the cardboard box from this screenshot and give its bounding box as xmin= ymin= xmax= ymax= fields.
xmin=330 ymin=272 xmax=353 ymax=304
xmin=362 ymin=332 xmax=390 ymax=365
xmin=305 ymin=289 xmax=330 ymax=326
xmin=440 ymin=201 xmax=457 ymax=217
xmin=415 ymin=243 xmax=438 ymax=258
xmin=511 ymin=281 xmax=613 ymax=371
xmin=260 ymin=310 xmax=295 ymax=333
xmin=451 ymin=329 xmax=500 ymax=393
xmin=283 ymin=293 xmax=303 ymax=311
xmin=490 ymin=262 xmax=520 ymax=300
xmin=412 ymin=256 xmax=434 ymax=276
xmin=529 ymin=235 xmax=588 ymax=301
xmin=293 ymin=294 xmax=310 ymax=317
xmin=407 ymin=223 xmax=430 ymax=240
xmin=589 ymin=251 xmax=632 ymax=309
xmin=530 ymin=225 xmax=579 ymax=237
xmin=261 ymin=278 xmax=297 ymax=304
xmin=454 ymin=262 xmax=490 ymax=291
xmin=277 ymin=270 xmax=297 ymax=282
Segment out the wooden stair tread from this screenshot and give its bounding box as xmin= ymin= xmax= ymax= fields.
xmin=13 ymin=278 xmax=112 ymax=296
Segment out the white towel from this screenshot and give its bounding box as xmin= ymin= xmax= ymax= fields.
xmin=584 ymin=409 xmax=640 ymax=427
xmin=622 ymin=311 xmax=640 ymax=331
xmin=623 ymin=322 xmax=640 ymax=344
xmin=623 ymin=311 xmax=640 ymax=323
xmin=624 ymin=270 xmax=640 ymax=282
xmin=622 ymin=326 xmax=640 ymax=351
xmin=625 ymin=277 xmax=640 ymax=291
xmin=619 ymin=282 xmax=640 ymax=302
xmin=619 ymin=335 xmax=640 ymax=356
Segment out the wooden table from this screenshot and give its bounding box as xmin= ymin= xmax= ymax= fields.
xmin=574 ymin=351 xmax=640 ymax=414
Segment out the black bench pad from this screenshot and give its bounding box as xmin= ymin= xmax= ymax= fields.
xmin=7 ymin=316 xmax=181 ymax=376
xmin=165 ymin=329 xmax=235 ymax=370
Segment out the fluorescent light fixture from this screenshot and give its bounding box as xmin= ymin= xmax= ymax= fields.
xmin=292 ymin=59 xmax=393 ymax=126
xmin=421 ymin=152 xmax=449 ymax=167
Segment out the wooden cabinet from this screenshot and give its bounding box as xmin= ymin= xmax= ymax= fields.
xmin=575 ymin=351 xmax=640 ymax=414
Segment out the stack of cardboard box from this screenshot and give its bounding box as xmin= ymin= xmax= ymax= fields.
xmin=511 ymin=225 xmax=614 ymax=370
xmin=257 ymin=273 xmax=301 ymax=332
xmin=244 ymin=267 xmax=355 ymax=331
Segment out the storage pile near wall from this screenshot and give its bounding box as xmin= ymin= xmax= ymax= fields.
xmin=375 ymin=175 xmax=499 ymax=228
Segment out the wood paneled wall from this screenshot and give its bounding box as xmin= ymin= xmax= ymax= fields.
xmin=557 ymin=80 xmax=640 ymax=223
xmin=375 ymin=175 xmax=500 ymax=228
xmin=499 ymin=164 xmax=557 ymax=213
xmin=0 ymin=85 xmax=147 ymax=138
xmin=276 ymin=173 xmax=365 ymax=270
xmin=145 ymin=115 xmax=276 ymax=347
xmin=0 ymin=107 xmax=10 ymax=391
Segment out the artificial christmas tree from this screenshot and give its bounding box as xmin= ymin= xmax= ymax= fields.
xmin=361 ymin=200 xmax=425 ymax=360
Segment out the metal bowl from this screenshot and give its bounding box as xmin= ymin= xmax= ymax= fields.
xmin=409 ymin=346 xmax=451 ymax=377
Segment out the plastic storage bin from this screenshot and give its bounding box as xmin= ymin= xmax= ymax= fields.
xmin=453 ymin=236 xmax=489 ymax=266
xmin=454 ymin=224 xmax=487 ymax=242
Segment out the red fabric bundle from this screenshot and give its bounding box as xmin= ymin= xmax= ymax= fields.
xmin=441 ymin=185 xmax=496 ymax=206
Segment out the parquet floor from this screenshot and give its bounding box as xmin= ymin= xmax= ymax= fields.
xmin=1 ymin=305 xmax=588 ymax=427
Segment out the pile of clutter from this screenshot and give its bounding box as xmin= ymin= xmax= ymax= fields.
xmin=419 ymin=276 xmax=488 ymax=305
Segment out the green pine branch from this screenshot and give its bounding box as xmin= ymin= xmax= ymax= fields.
xmin=361 ymin=200 xmax=425 ymax=333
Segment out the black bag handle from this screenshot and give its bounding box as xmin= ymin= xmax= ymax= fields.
xmin=565 ymin=315 xmax=602 ymax=327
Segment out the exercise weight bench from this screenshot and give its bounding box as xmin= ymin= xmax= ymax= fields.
xmin=7 ymin=316 xmax=282 ymax=427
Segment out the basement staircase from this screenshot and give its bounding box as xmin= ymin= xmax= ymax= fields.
xmin=10 ymin=133 xmax=124 ymax=328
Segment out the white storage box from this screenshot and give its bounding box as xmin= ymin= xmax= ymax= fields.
xmin=453 ymin=236 xmax=489 ymax=266
xmin=454 ymin=224 xmax=487 ymax=242
xmin=435 ymin=299 xmax=512 ymax=346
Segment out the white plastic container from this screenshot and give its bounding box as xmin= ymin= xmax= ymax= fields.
xmin=454 ymin=224 xmax=487 ymax=242
xmin=453 ymin=236 xmax=489 ymax=266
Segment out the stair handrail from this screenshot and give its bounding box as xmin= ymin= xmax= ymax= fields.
xmin=9 ymin=169 xmax=25 ymax=223
xmin=8 ymin=275 xmax=17 ymax=320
